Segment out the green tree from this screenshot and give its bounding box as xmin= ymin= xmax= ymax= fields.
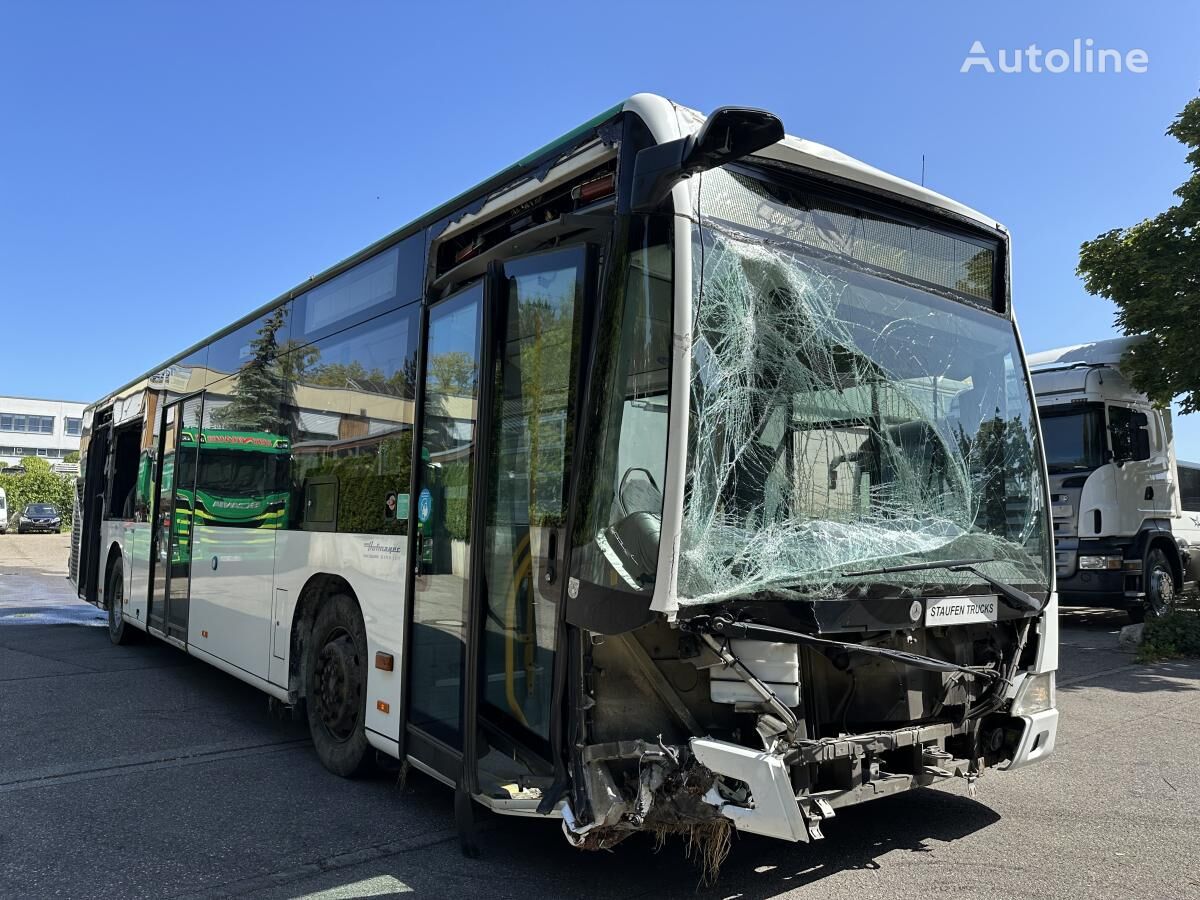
xmin=0 ymin=466 xmax=75 ymax=528
xmin=213 ymin=308 xmax=294 ymax=432
xmin=63 ymin=451 xmax=80 ymax=464
xmin=19 ymin=456 xmax=51 ymax=474
xmin=429 ymin=351 xmax=477 ymax=394
xmin=1078 ymin=95 xmax=1200 ymax=411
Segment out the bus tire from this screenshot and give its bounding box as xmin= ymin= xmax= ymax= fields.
xmin=106 ymin=560 xmax=138 ymax=645
xmin=305 ymin=593 xmax=371 ymax=777
xmin=1142 ymin=547 xmax=1176 ymax=620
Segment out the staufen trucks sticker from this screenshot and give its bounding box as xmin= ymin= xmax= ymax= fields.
xmin=925 ymin=595 xmax=999 ymax=627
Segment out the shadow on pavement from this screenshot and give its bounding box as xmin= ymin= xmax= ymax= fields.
xmin=1057 ymin=605 xmax=1200 ymax=696
xmin=454 ymin=786 xmax=1002 ymax=899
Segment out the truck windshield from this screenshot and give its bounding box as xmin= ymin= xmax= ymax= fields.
xmin=1039 ymin=406 xmax=1107 ymax=473
xmin=679 ymin=167 xmax=1050 ymax=604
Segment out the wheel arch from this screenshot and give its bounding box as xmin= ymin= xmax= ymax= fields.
xmin=1146 ymin=533 xmax=1183 ymax=589
xmin=103 ymin=542 xmax=124 ymax=610
xmin=288 ymin=572 xmax=362 ymax=700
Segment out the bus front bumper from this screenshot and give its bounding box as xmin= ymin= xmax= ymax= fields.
xmin=562 ymin=707 xmax=1059 ymax=847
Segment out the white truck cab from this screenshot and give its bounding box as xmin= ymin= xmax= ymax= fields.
xmin=1030 ymin=337 xmax=1198 ymax=621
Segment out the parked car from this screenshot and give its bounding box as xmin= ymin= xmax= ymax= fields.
xmin=17 ymin=503 xmax=62 ymax=534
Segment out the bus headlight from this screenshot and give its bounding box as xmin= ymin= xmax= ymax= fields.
xmin=1078 ymin=555 xmax=1122 ymax=570
xmin=1012 ymin=672 xmax=1055 ymax=716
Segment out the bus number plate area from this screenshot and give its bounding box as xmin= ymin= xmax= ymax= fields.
xmin=925 ymin=595 xmax=999 ymax=627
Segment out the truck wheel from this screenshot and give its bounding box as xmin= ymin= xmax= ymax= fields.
xmin=106 ymin=560 xmax=139 ymax=645
xmin=305 ymin=593 xmax=371 ymax=777
xmin=1143 ymin=548 xmax=1176 ymax=620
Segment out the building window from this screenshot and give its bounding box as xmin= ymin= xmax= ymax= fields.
xmin=0 ymin=414 xmax=54 ymax=433
xmin=65 ymin=417 xmax=82 ymax=436
xmin=36 ymin=448 xmax=48 ymax=457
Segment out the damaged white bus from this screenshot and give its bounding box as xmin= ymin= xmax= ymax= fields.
xmin=70 ymin=93 xmax=1057 ymax=856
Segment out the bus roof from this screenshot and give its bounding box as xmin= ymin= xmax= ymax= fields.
xmin=89 ymin=93 xmax=1004 ymax=412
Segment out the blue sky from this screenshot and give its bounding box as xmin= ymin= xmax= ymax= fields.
xmin=1 ymin=3 xmax=1197 ymax=437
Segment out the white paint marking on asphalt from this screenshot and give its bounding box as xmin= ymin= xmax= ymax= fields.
xmin=291 ymin=875 xmax=414 ymax=898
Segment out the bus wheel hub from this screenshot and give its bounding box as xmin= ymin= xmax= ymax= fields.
xmin=315 ymin=633 xmax=359 ymax=738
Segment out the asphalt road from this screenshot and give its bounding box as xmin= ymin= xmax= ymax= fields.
xmin=1 ymin=535 xmax=1197 ymax=900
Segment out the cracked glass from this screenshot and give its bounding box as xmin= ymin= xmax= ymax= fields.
xmin=679 ymin=168 xmax=1049 ymax=604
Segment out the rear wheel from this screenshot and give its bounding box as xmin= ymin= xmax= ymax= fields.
xmin=106 ymin=560 xmax=138 ymax=645
xmin=305 ymin=593 xmax=371 ymax=777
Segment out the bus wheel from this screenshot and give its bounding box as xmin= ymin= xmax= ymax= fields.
xmin=106 ymin=560 xmax=138 ymax=645
xmin=305 ymin=594 xmax=371 ymax=777
xmin=1143 ymin=548 xmax=1176 ymax=620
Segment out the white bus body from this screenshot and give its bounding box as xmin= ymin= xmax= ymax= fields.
xmin=71 ymin=94 xmax=1057 ymax=855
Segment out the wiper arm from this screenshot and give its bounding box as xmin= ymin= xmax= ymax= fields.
xmin=841 ymin=557 xmax=1044 ymax=614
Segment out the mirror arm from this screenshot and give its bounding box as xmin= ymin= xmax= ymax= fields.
xmin=629 ymin=106 xmax=785 ymax=214
xmin=629 ymin=136 xmax=695 ymax=214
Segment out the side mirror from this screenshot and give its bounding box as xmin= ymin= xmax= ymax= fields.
xmin=630 ymin=106 xmax=785 ymax=213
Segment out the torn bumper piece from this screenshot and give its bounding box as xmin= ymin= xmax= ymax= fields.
xmin=690 ymin=738 xmax=809 ymax=842
xmin=1005 ymin=708 xmax=1058 ymax=770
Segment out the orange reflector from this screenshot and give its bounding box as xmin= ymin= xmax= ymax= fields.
xmin=201 ymin=630 xmax=208 ymax=638
xmin=375 ymin=651 xmax=394 ymax=671
xmin=573 ymin=172 xmax=616 ymax=202
xmin=377 ymin=701 xmax=390 ymax=714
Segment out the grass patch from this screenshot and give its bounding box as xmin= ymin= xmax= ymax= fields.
xmin=1137 ymin=601 xmax=1200 ymax=662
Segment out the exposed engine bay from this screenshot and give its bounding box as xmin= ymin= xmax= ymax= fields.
xmin=560 ymin=604 xmax=1040 ymax=865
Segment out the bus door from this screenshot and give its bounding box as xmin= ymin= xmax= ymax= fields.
xmin=147 ymin=394 xmax=203 ymax=642
xmin=77 ymin=411 xmax=112 ymax=603
xmin=404 ymin=247 xmax=588 ymax=808
xmin=406 ymin=281 xmax=485 ymax=778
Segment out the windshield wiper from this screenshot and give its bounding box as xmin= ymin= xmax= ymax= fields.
xmin=840 ymin=557 xmax=1044 ymax=614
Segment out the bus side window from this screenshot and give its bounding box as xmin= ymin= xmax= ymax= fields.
xmin=280 ymin=302 xmax=420 ymax=536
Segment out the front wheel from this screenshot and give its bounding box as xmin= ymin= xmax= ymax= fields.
xmin=305 ymin=593 xmax=371 ymax=777
xmin=1142 ymin=548 xmax=1177 ymax=620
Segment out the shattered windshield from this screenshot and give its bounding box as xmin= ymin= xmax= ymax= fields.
xmin=679 ymin=167 xmax=1049 ymax=604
